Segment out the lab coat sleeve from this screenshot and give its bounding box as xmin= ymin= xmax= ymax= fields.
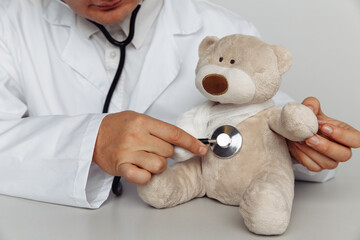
xmin=0 ymin=109 xmax=113 ymax=209
xmin=273 ymin=91 xmax=336 ymax=182
xmin=0 ymin=40 xmax=113 ymax=209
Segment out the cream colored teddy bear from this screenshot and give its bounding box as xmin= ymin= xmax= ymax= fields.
xmin=138 ymin=34 xmax=318 ymax=235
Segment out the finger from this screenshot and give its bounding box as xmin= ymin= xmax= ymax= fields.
xmin=320 ymin=124 xmax=360 ymax=149
xmin=302 ymin=96 xmax=326 ymax=117
xmin=292 ymin=142 xmax=323 ymax=172
xmin=294 ymin=142 xmax=339 ymax=170
xmin=148 ymin=119 xmax=207 ymax=156
xmin=118 ymin=163 xmax=152 ymax=185
xmin=142 ymin=135 xmax=175 ymax=158
xmin=132 ymin=151 xmax=167 ymax=174
xmin=305 ymin=134 xmax=352 ymax=162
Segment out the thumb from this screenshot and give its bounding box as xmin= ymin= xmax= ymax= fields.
xmin=301 ymin=96 xmax=326 ymax=117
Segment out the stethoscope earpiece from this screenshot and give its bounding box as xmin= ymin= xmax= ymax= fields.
xmin=199 ymin=125 xmax=243 ymax=159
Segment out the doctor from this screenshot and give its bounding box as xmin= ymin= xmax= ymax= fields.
xmin=0 ymin=0 xmax=359 ymax=208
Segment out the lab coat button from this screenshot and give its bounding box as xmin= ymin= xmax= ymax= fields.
xmin=110 ymin=51 xmax=117 ymax=58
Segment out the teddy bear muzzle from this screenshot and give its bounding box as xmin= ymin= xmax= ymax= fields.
xmin=202 ymin=74 xmax=229 ymax=95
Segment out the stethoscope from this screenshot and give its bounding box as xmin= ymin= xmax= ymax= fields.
xmin=199 ymin=125 xmax=243 ymax=159
xmin=89 ymin=4 xmax=243 ymax=196
xmin=89 ymin=5 xmax=141 ymax=196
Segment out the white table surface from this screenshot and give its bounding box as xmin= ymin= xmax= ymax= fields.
xmin=0 ymin=150 xmax=359 ymax=240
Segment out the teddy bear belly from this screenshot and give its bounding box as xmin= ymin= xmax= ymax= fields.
xmin=202 ymin=113 xmax=293 ymax=206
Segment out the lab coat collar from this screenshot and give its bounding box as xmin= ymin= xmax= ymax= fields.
xmin=162 ymin=0 xmax=203 ymax=36
xmin=128 ymin=0 xmax=202 ymax=113
xmin=77 ymin=0 xmax=164 ymax=50
xmin=42 ymin=0 xmax=74 ymax=27
xmin=43 ymin=0 xmax=203 ymax=113
xmin=45 ymin=0 xmax=164 ymax=50
xmin=43 ymin=0 xmax=202 ymax=41
xmin=119 ymin=0 xmax=164 ymax=49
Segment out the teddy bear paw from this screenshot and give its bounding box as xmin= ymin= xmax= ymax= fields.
xmin=239 ymin=181 xmax=291 ymax=235
xmin=172 ymin=146 xmax=197 ymax=162
xmin=281 ymin=102 xmax=318 ymax=141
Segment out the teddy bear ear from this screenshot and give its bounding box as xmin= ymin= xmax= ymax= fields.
xmin=271 ymin=45 xmax=293 ymax=75
xmin=198 ymin=36 xmax=220 ymax=57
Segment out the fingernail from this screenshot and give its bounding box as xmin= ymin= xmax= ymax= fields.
xmin=307 ymin=136 xmax=319 ymax=146
xmin=199 ymin=146 xmax=208 ymax=155
xmin=322 ymin=125 xmax=333 ymax=135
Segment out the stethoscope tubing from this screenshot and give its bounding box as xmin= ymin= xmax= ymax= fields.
xmin=90 ymin=5 xmax=241 ymax=196
xmin=89 ymin=5 xmax=142 ymax=196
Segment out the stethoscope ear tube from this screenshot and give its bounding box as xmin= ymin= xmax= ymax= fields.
xmin=89 ymin=5 xmax=142 ymax=196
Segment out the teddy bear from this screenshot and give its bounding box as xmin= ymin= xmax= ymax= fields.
xmin=137 ymin=34 xmax=318 ymax=235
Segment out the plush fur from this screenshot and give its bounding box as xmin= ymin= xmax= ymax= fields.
xmin=137 ymin=34 xmax=318 ymax=235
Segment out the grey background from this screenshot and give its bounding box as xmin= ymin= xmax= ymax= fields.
xmin=211 ymin=0 xmax=360 ymax=131
xmin=0 ymin=0 xmax=359 ymax=239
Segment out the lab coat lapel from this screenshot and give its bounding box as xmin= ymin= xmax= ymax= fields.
xmin=128 ymin=28 xmax=181 ymax=113
xmin=43 ymin=0 xmax=118 ymax=109
xmin=61 ymin=25 xmax=110 ymax=97
xmin=128 ymin=0 xmax=202 ymax=114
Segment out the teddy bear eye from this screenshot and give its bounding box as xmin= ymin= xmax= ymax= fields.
xmin=219 ymin=57 xmax=224 ymax=62
xmin=230 ymin=59 xmax=236 ymax=64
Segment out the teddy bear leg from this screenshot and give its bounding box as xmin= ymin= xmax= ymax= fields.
xmin=137 ymin=157 xmax=205 ymax=208
xmin=239 ymin=166 xmax=294 ymax=235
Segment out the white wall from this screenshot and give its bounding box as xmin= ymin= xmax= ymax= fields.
xmin=209 ymin=0 xmax=360 ymax=165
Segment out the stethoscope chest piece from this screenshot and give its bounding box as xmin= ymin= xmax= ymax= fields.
xmin=210 ymin=125 xmax=243 ymax=158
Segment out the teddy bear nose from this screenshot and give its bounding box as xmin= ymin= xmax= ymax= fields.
xmin=202 ymin=74 xmax=229 ymax=95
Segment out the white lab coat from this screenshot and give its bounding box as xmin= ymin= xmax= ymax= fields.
xmin=0 ymin=0 xmax=335 ymax=208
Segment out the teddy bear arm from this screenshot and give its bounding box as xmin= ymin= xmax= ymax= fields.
xmin=268 ymin=103 xmax=318 ymax=141
xmin=268 ymin=106 xmax=294 ymax=140
xmin=173 ymin=102 xmax=212 ymax=161
xmin=176 ymin=101 xmax=212 ymax=136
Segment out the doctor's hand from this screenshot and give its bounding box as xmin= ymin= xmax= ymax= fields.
xmin=288 ymin=97 xmax=360 ymax=172
xmin=93 ymin=111 xmax=208 ymax=184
